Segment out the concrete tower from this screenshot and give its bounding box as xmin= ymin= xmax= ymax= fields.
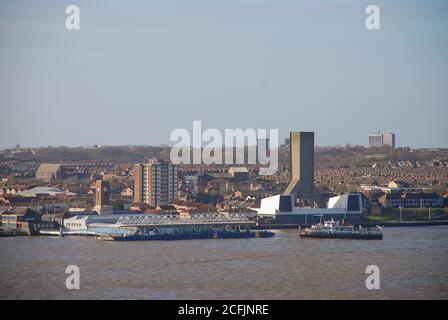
xmin=284 ymin=131 xmax=314 ymax=200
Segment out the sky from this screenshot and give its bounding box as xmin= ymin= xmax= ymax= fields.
xmin=0 ymin=0 xmax=447 ymax=149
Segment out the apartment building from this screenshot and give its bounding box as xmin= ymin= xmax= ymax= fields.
xmin=368 ymin=132 xmax=396 ymax=148
xmin=134 ymin=159 xmax=178 ymax=207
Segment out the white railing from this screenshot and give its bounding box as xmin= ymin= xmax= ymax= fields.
xmin=115 ymin=213 xmax=254 ymax=226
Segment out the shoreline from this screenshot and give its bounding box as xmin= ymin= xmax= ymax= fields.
xmin=365 ymin=220 xmax=448 ymax=228
xmin=2 ymin=220 xmax=447 ymax=238
xmin=252 ymin=219 xmax=448 ymax=230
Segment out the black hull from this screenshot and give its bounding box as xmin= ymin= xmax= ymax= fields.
xmin=299 ymin=233 xmax=383 ymax=240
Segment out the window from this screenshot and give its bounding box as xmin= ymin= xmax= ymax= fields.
xmin=347 ymin=195 xmax=360 ymax=211
xmin=279 ymin=195 xmax=292 ymax=212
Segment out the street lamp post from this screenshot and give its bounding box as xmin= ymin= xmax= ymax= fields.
xmin=399 ymin=206 xmax=402 ymax=222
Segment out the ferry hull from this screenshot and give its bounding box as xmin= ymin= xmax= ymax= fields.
xmin=299 ymin=233 xmax=383 ymax=240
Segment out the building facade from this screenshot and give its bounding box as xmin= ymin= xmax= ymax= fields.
xmin=368 ymin=132 xmax=396 ymax=148
xmin=0 ymin=208 xmax=55 ymax=235
xmin=382 ymin=133 xmax=396 ymax=148
xmin=95 ymin=180 xmax=110 ymax=207
xmin=92 ymin=180 xmax=113 ymax=214
xmin=379 ymin=192 xmax=444 ymax=208
xmin=134 ymin=159 xmax=178 ymax=207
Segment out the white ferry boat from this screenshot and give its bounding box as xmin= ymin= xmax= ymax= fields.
xmin=299 ymin=218 xmax=383 ymax=240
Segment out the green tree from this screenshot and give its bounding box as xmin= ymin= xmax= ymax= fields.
xmin=112 ymin=200 xmax=124 ymax=211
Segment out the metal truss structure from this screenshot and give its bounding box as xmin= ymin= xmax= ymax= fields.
xmin=115 ymin=213 xmax=254 ymax=227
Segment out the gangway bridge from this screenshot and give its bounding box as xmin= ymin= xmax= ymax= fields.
xmin=59 ymin=213 xmax=256 ymax=237
xmin=106 ymin=213 xmax=256 ymax=236
xmin=114 ymin=213 xmax=255 ymax=228
xmin=41 ymin=212 xmax=280 ymax=241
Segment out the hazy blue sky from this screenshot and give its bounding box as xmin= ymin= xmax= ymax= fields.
xmin=0 ymin=0 xmax=447 ymax=149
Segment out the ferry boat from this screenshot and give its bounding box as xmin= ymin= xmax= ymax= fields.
xmin=299 ymin=218 xmax=383 ymax=240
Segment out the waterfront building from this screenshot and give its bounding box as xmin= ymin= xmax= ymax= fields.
xmin=0 ymin=207 xmax=55 ymax=235
xmin=254 ymin=193 xmax=363 ymax=225
xmin=63 ymin=214 xmax=121 ymax=233
xmin=134 ymin=159 xmax=178 ymax=207
xmin=62 ymin=212 xmax=256 ymax=238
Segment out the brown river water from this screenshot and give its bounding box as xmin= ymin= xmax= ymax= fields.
xmin=1 ymin=226 xmax=447 ymax=299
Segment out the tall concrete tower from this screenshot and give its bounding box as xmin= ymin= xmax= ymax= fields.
xmin=284 ymin=131 xmax=314 ymax=200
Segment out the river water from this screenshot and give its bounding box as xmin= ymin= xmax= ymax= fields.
xmin=1 ymin=226 xmax=447 ymax=299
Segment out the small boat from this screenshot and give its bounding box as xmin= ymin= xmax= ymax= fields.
xmin=299 ymin=218 xmax=383 ymax=240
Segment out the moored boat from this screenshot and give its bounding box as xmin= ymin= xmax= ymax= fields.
xmin=299 ymin=218 xmax=383 ymax=240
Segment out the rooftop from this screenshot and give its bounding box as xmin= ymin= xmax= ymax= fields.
xmin=17 ymin=187 xmax=77 ymax=197
xmin=36 ymin=163 xmax=62 ymax=172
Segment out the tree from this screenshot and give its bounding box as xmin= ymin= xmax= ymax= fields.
xmin=112 ymin=200 xmax=124 ymax=211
